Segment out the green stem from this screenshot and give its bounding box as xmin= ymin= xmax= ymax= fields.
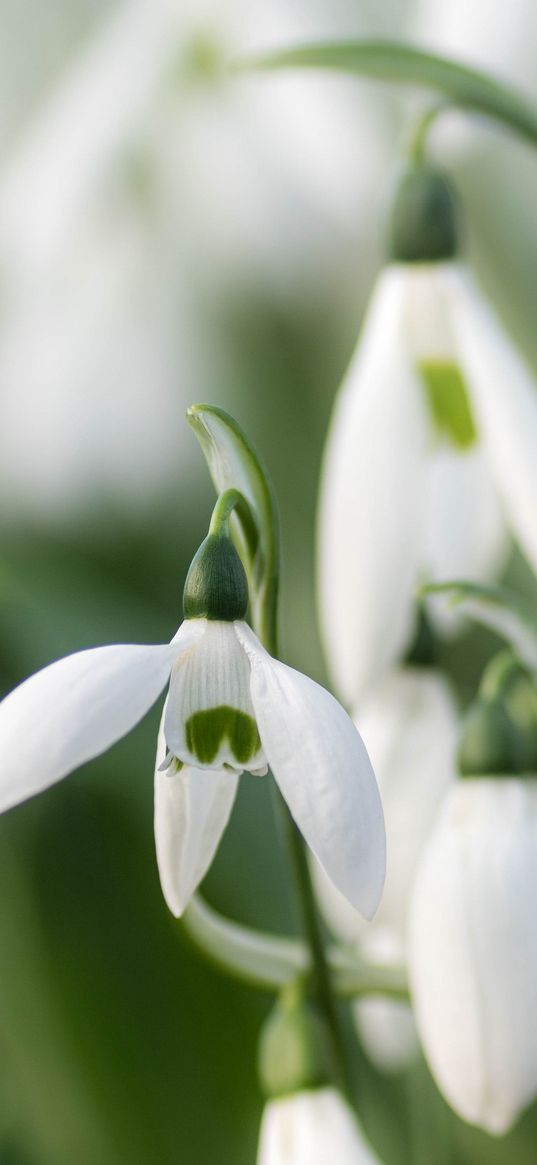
xmin=235 ymin=39 xmax=537 ymax=151
xmin=182 ymin=893 xmax=410 ymax=1000
xmin=273 ymin=789 xmax=354 ymax=1101
xmin=209 ymin=488 xmax=248 ymax=537
xmin=408 ymin=102 xmax=449 ymax=165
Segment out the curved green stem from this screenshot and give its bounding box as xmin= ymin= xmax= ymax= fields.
xmin=181 ymin=894 xmax=309 ymax=990
xmin=181 ymin=893 xmax=410 ymax=1000
xmin=209 ymin=488 xmax=248 ymax=537
xmin=408 ymin=102 xmax=450 ymax=165
xmin=235 ymin=39 xmax=537 ymax=151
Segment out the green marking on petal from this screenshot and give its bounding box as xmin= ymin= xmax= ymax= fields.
xmin=419 ymin=360 xmax=477 ymax=449
xmin=185 ymin=706 xmax=261 ymax=765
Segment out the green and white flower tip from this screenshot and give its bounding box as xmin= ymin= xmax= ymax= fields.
xmin=318 ymin=160 xmax=537 ymax=708
xmin=0 ymin=505 xmax=385 ymax=922
xmin=257 ymin=1088 xmax=383 ymax=1165
xmin=409 ymin=659 xmax=537 ymax=1133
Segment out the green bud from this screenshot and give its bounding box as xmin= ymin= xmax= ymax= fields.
xmin=387 ymin=165 xmax=459 ymax=263
xmin=458 ymin=698 xmax=526 ymax=778
xmin=183 ymin=533 xmax=249 ymax=622
xmin=258 ymin=993 xmax=334 ymax=1100
xmin=458 ymin=651 xmax=537 ymax=777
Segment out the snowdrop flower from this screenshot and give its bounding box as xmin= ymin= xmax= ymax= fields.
xmin=314 ymin=663 xmax=457 ymax=1071
xmin=318 ymin=164 xmax=537 ymax=706
xmin=257 ymin=1088 xmax=383 ymax=1165
xmin=0 ymin=520 xmax=385 ymax=919
xmin=409 ymin=778 xmax=537 ymax=1133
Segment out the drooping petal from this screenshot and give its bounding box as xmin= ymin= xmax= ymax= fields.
xmin=165 ymin=620 xmax=266 ymax=773
xmin=409 ymin=779 xmax=537 ymax=1134
xmin=257 ymin=1088 xmax=382 ymax=1165
xmin=0 ymin=623 xmax=203 ymax=812
xmin=448 ymin=267 xmax=537 ymax=574
xmin=237 ymin=624 xmax=385 ymax=919
xmin=153 ymin=704 xmax=238 ymax=917
xmin=317 ymin=266 xmax=429 ymax=707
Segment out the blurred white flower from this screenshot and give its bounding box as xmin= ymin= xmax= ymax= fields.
xmin=318 ymin=260 xmax=537 ymax=706
xmin=0 ymin=610 xmax=385 ymax=920
xmin=0 ymin=0 xmax=391 ymax=524
xmin=409 ymin=778 xmax=537 ymax=1134
xmin=354 ymin=931 xmax=419 ymax=1075
xmin=314 ymin=666 xmax=457 ymax=1071
xmin=257 ymin=1087 xmax=383 ymax=1165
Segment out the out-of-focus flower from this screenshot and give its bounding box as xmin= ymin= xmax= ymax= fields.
xmin=314 ymin=665 xmax=457 ymax=1071
xmin=0 ymin=530 xmax=385 ymax=920
xmin=409 ymin=778 xmax=537 ymax=1134
xmin=413 ymin=0 xmax=537 ymax=96
xmin=0 ymin=0 xmax=390 ymax=525
xmin=318 ymin=168 xmax=537 ymax=706
xmin=257 ymin=1088 xmax=383 ymax=1165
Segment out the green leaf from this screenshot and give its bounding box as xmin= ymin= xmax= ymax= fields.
xmin=235 ymin=39 xmax=537 ymax=151
xmin=425 ymin=581 xmax=537 ymax=677
xmin=187 ymin=405 xmax=280 ymax=652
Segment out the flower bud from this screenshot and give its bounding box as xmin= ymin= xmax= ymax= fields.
xmin=387 ymin=165 xmax=459 ymax=264
xmin=258 ymin=993 xmax=333 ymax=1100
xmin=183 ymin=532 xmax=248 ymax=621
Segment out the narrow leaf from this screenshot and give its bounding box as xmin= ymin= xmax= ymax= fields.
xmin=187 ymin=405 xmax=280 ymax=651
xmin=425 ymin=580 xmax=537 ymax=677
xmin=235 ymin=39 xmax=537 ymax=150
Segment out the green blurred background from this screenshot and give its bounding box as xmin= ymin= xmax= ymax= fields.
xmin=1 ymin=1 xmax=537 ymax=1162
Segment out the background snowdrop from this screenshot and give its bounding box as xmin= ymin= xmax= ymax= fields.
xmin=314 ymin=664 xmax=457 ymax=1071
xmin=0 ymin=0 xmax=395 ymax=528
xmin=318 ymin=166 xmax=537 ymax=705
xmin=257 ymin=1088 xmax=383 ymax=1165
xmin=409 ymin=779 xmax=537 ymax=1134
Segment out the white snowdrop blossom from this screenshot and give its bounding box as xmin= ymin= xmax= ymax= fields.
xmin=257 ymin=1088 xmax=383 ymax=1165
xmin=409 ymin=779 xmax=537 ymax=1134
xmin=319 ymin=260 xmax=537 ymax=706
xmin=314 ymin=666 xmax=457 ymax=1071
xmin=0 ymin=618 xmax=385 ymax=920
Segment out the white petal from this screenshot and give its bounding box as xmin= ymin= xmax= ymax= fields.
xmin=409 ymin=779 xmax=537 ymax=1134
xmin=165 ymin=620 xmax=265 ymax=772
xmin=449 ymin=267 xmax=537 ymax=574
xmin=355 ymin=996 xmax=418 ymax=1075
xmin=257 ymin=1088 xmax=382 ymax=1165
xmin=317 ymin=266 xmax=429 ymax=706
xmin=0 ymin=622 xmax=203 ymax=812
xmin=237 ymin=624 xmax=386 ymax=919
xmin=153 ymin=704 xmax=238 ymax=917
xmin=357 ymin=668 xmax=457 ymax=944
xmin=313 ymin=668 xmax=456 ymax=946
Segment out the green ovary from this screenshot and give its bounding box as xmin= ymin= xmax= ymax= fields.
xmin=185 ymin=706 xmax=262 ymax=765
xmin=418 ymin=360 xmax=477 ymax=449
